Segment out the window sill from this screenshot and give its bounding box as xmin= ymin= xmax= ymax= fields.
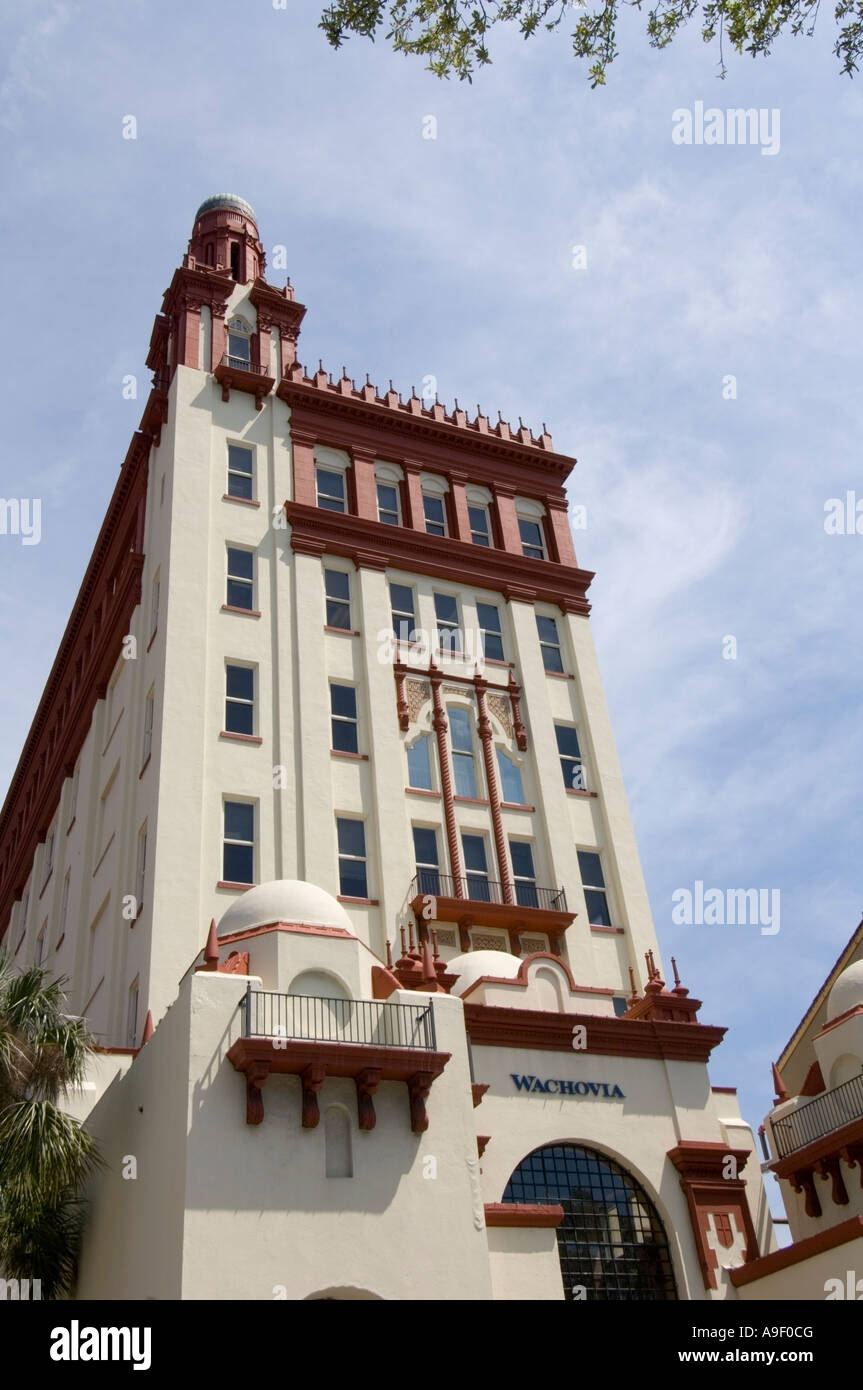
xmin=66 ymin=817 xmax=76 ymax=836
xmin=38 ymin=870 xmax=53 ymax=900
xmin=337 ymin=896 xmax=379 ymax=906
xmin=147 ymin=628 xmax=158 ymax=653
xmin=138 ymin=755 xmax=152 ymax=780
xmin=220 ymin=732 xmax=263 ymax=745
xmin=404 ymin=787 xmax=440 ymax=798
xmin=454 ymin=796 xmax=489 ymax=806
xmin=566 ymin=788 xmax=597 ymax=799
xmin=484 ymin=658 xmax=514 ymax=668
xmin=331 ymin=750 xmax=369 ymax=761
xmin=92 ymin=833 xmax=116 ymax=876
xmin=500 ymin=802 xmax=535 ymax=812
xmin=217 ymin=880 xmax=256 ymax=891
xmin=324 ymin=626 xmax=361 ymax=636
xmin=590 ymin=925 xmax=624 ymax=935
xmin=221 ymin=605 xmax=262 ymax=618
xmin=544 ymin=670 xmax=574 ymax=680
xmin=223 ymin=494 xmax=261 ymax=507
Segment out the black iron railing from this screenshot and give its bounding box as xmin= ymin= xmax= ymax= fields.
xmin=771 ymin=1073 xmax=863 ymax=1158
xmin=410 ymin=870 xmax=567 ymax=913
xmin=242 ymin=989 xmax=436 ymax=1050
xmin=220 ymin=353 xmax=267 ymax=374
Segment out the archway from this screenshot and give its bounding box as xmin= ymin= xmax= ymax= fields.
xmin=502 ymin=1143 xmax=677 ymax=1300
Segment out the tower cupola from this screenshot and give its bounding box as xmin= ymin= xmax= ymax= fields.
xmin=187 ymin=193 xmax=265 ymax=283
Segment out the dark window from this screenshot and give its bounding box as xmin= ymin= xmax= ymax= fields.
xmin=227 ymin=331 xmax=249 ymax=364
xmin=519 ymin=517 xmax=545 ymax=560
xmin=503 ymin=1145 xmax=677 ymax=1301
xmin=556 ymin=725 xmax=585 ymax=790
xmin=337 ymin=818 xmax=367 ymax=898
xmin=536 ymin=614 xmax=564 ymax=673
xmin=434 ymin=592 xmax=461 ymax=655
xmin=331 ymin=684 xmax=359 ymax=754
xmin=469 ymin=504 xmax=491 ymax=546
xmin=413 ymin=826 xmax=441 ymax=896
xmin=226 ymin=548 xmax=254 ymax=610
xmin=390 ymin=583 xmax=416 ymax=644
xmin=449 ymin=707 xmax=477 ymax=798
xmin=578 ymin=850 xmax=611 ymax=926
xmin=461 ymin=833 xmax=489 ymax=901
xmin=477 ymin=602 xmax=504 ymax=662
xmin=229 ymin=242 xmax=241 ymax=281
xmin=377 ymin=482 xmax=400 ymax=525
xmin=423 ymin=494 xmax=446 ymax=536
xmin=407 ymin=735 xmax=433 ymax=790
xmin=316 ymin=467 xmax=346 ymax=513
xmin=324 ymin=569 xmax=351 ymax=630
xmin=226 ymin=665 xmax=254 ymax=735
xmin=224 ymin=801 xmax=254 ymax=884
xmin=227 ymin=444 xmax=254 ymax=501
xmin=510 ymin=840 xmax=538 ymax=908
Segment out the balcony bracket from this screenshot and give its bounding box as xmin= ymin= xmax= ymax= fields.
xmin=246 ymin=1060 xmax=271 ymax=1126
xmin=355 ymin=1067 xmax=382 ymax=1130
xmin=816 ymin=1155 xmax=849 ymax=1207
xmin=301 ymin=1063 xmax=327 ymax=1129
xmin=408 ymin=1072 xmax=435 ymax=1133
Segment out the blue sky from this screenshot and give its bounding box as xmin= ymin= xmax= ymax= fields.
xmin=1 ymin=0 xmax=862 ymax=1221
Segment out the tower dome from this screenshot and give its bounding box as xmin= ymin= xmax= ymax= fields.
xmin=826 ymin=958 xmax=863 ymax=1021
xmin=194 ymin=193 xmax=257 ymax=222
xmin=217 ymin=879 xmax=355 ymax=938
xmin=448 ymin=950 xmax=523 ymax=996
xmin=188 ymin=193 xmax=264 ymax=282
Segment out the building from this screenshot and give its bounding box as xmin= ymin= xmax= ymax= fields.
xmin=0 ymin=194 xmax=777 ymax=1300
xmin=729 ymin=918 xmax=863 ymax=1301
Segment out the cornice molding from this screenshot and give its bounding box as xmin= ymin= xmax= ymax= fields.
xmin=464 ymin=1003 xmax=726 ymax=1062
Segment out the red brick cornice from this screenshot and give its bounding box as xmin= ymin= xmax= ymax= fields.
xmin=162 ymin=264 xmax=233 ymax=317
xmin=464 ymin=1004 xmax=726 ymax=1061
xmin=249 ymin=281 xmax=306 ymax=339
xmin=285 ymin=502 xmax=592 ymax=615
xmin=0 ymin=434 xmax=149 ymax=936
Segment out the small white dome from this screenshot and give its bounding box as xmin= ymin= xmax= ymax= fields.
xmin=827 ymin=958 xmax=863 ymax=1021
xmin=217 ymin=879 xmax=354 ymax=938
xmin=449 ymin=950 xmax=523 ymax=996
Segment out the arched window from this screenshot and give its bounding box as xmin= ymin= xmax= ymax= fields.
xmin=324 ymin=1105 xmax=353 ymax=1178
xmin=226 ymin=316 xmax=252 ymax=368
xmin=503 ymin=1144 xmax=677 ymax=1301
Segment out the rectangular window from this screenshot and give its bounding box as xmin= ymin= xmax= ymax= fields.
xmin=228 ymin=329 xmax=250 ymax=363
xmin=477 ymin=602 xmax=504 ymax=663
xmin=519 ymin=517 xmax=545 ymax=560
xmin=390 ymin=583 xmax=416 ymax=644
xmin=556 ymin=725 xmax=585 ymax=790
xmin=497 ymin=749 xmax=525 ymax=804
xmin=469 ymin=504 xmax=491 ymax=546
xmin=224 ymin=801 xmax=255 ymax=885
xmin=536 ymin=614 xmax=564 ymax=673
xmin=336 ymin=818 xmax=367 ymax=898
xmin=510 ymin=840 xmax=538 ymax=908
xmin=127 ymin=978 xmax=139 ymax=1049
xmin=135 ymin=822 xmax=148 ymax=911
xmin=150 ymin=573 xmax=160 ymax=638
xmin=423 ymin=493 xmax=446 ymax=536
xmin=142 ymin=688 xmax=154 ymax=765
xmin=449 ymin=706 xmax=478 ymax=799
xmin=330 ymin=683 xmax=359 ymax=754
xmin=434 ymin=592 xmax=461 ymax=655
xmin=578 ymin=850 xmax=611 ymax=926
xmin=377 ymin=482 xmax=400 ymax=526
xmin=316 ymin=467 xmax=346 ymax=513
xmin=227 ymin=444 xmax=254 ymax=501
xmin=226 ymin=547 xmax=254 ymax=610
xmin=413 ymin=826 xmax=441 ymax=896
xmin=407 ymin=734 xmax=433 ymax=791
xmin=58 ymin=870 xmax=71 ymax=938
xmin=461 ymin=833 xmax=490 ymax=901
xmin=324 ymin=568 xmax=351 ymax=630
xmin=226 ymin=665 xmax=255 ymax=736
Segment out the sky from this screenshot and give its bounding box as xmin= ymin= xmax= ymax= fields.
xmin=1 ymin=0 xmax=861 ymax=1225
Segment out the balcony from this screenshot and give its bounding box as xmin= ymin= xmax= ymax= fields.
xmin=227 ymin=989 xmax=450 ymax=1132
xmin=408 ymin=871 xmax=575 ymax=954
xmin=772 ymin=1073 xmax=863 ymax=1158
xmin=213 ymin=352 xmax=274 ymax=410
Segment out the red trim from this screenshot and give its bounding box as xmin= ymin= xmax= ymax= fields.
xmin=138 ymin=756 xmax=151 ymax=779
xmin=466 ymin=1003 xmax=726 ymax=1061
xmin=457 ymin=953 xmax=615 ymax=1001
xmin=484 ymin=1203 xmax=564 ymax=1229
xmin=221 ymin=605 xmax=262 ymax=618
xmin=93 ymin=1045 xmax=139 ymax=1056
xmin=330 ymin=751 xmax=369 ymax=761
xmin=590 ymin=925 xmax=624 ymax=935
xmin=816 ymin=1002 xmax=863 ymax=1038
xmin=220 ymin=732 xmax=263 ymax=745
xmin=566 ymin=788 xmax=598 ymax=798
xmin=770 ymin=1114 xmax=863 ymax=1179
xmin=545 ymin=670 xmax=575 ymax=680
xmin=730 ymin=1215 xmax=863 ymax=1286
xmin=222 ymin=494 xmax=261 ymax=507
xmin=337 ymin=896 xmax=380 ymax=906
xmin=500 ymin=802 xmax=535 ymax=811
xmin=453 ymin=796 xmax=489 ymax=806
xmin=217 ymin=880 xmax=256 ymax=891
xmin=324 ymin=626 xmax=360 ymax=636
xmin=218 ymin=921 xmax=354 ymax=945
xmin=411 ymin=890 xmax=574 ymax=941
xmin=668 ymin=1141 xmax=759 ymax=1290
xmin=711 ymin=1086 xmax=738 ymax=1094
xmin=405 ymin=787 xmax=441 ymax=799
xmin=285 ymin=502 xmax=592 ymax=616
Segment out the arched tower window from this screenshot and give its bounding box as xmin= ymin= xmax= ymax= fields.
xmin=503 ymin=1144 xmax=677 ymax=1300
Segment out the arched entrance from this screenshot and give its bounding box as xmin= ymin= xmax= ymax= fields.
xmin=503 ymin=1144 xmax=677 ymax=1300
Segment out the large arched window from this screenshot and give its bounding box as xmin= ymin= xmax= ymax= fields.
xmin=503 ymin=1144 xmax=677 ymax=1300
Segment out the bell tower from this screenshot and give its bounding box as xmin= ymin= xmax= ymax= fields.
xmin=186 ymin=193 xmax=266 ymax=283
